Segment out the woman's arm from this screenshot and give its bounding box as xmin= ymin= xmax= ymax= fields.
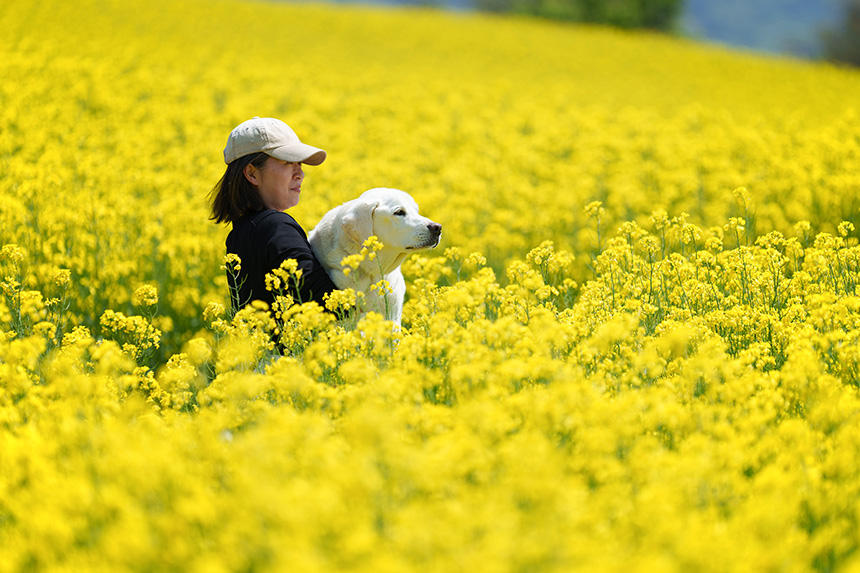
xmin=263 ymin=214 xmax=337 ymax=307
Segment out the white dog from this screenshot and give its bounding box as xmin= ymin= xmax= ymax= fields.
xmin=308 ymin=187 xmax=442 ymax=325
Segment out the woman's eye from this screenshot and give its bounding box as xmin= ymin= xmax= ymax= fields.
xmin=394 ymin=209 xmax=406 ymax=216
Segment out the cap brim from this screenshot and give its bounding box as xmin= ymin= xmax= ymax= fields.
xmin=268 ymin=143 xmax=326 ymax=166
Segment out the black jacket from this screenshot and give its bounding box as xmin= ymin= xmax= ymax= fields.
xmin=225 ymin=209 xmax=336 ymax=312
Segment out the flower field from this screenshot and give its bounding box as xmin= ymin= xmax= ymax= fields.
xmin=2 ymin=0 xmax=860 ymax=570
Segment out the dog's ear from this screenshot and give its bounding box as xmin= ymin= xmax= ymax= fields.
xmin=341 ymin=199 xmax=378 ymax=247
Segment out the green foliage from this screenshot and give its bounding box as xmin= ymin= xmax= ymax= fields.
xmin=474 ymin=0 xmax=683 ymax=31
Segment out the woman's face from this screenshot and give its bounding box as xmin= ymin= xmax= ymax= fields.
xmin=244 ymin=156 xmax=305 ymax=211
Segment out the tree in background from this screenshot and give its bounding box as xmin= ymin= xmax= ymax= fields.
xmin=822 ymin=0 xmax=860 ymax=65
xmin=474 ymin=0 xmax=683 ymax=31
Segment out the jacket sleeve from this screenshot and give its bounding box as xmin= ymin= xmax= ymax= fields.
xmin=263 ymin=216 xmax=337 ymax=308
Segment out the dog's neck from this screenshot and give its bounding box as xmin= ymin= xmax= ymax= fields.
xmin=359 ymin=249 xmax=408 ymax=279
xmin=379 ymin=250 xmax=408 ymax=275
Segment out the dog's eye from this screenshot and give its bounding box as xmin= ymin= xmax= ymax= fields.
xmin=393 ymin=208 xmax=406 ymax=217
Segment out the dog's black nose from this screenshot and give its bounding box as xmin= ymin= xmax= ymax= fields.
xmin=428 ymin=222 xmax=442 ymax=238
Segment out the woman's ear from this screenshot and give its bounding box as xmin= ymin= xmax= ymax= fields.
xmin=243 ymin=163 xmax=259 ymax=186
xmin=341 ymin=200 xmax=378 ymax=247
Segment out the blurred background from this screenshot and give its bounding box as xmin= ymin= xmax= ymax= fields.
xmin=320 ymin=0 xmax=860 ymax=65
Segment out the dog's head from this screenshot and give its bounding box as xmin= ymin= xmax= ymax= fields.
xmin=342 ymin=187 xmax=441 ymax=252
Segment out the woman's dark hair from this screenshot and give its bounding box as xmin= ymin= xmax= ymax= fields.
xmin=209 ymin=152 xmax=270 ymax=224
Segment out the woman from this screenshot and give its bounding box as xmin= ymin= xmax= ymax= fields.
xmin=209 ymin=117 xmax=336 ymax=313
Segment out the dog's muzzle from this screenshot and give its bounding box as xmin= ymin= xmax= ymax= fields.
xmin=428 ymin=222 xmax=442 ymax=246
xmin=408 ymin=222 xmax=443 ymax=249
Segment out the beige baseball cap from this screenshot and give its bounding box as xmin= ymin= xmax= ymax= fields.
xmin=223 ymin=117 xmax=326 ymax=165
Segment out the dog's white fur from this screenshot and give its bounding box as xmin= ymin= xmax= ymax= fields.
xmin=309 ymin=187 xmax=441 ymax=326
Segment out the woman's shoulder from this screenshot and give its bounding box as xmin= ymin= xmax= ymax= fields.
xmin=246 ymin=208 xmax=301 ymax=229
xmin=248 ymin=209 xmax=306 ymax=240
